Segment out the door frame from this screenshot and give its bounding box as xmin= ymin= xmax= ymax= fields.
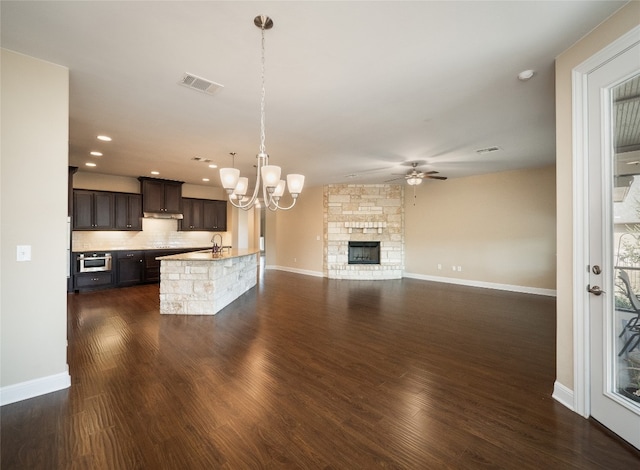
xmin=572 ymin=25 xmax=640 ymax=418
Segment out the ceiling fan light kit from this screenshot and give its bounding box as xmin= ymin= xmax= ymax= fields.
xmin=383 ymin=161 xmax=448 ymax=205
xmin=219 ymin=15 xmax=304 ymax=211
xmin=386 ymin=162 xmax=448 ymax=185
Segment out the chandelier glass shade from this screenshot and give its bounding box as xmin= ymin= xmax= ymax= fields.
xmin=406 ymin=176 xmax=422 ymax=186
xmin=219 ymin=16 xmax=304 ymax=211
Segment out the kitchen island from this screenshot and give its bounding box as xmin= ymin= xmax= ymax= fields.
xmin=157 ymin=248 xmax=259 ymax=315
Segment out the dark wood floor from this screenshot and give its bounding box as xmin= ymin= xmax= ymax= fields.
xmin=2 ymin=271 xmax=639 ymax=469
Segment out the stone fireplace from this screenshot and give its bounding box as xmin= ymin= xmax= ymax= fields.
xmin=324 ymin=184 xmax=404 ymax=280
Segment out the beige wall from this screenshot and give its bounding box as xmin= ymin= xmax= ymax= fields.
xmin=555 ymin=2 xmax=640 ymax=390
xmin=74 ymin=171 xmax=139 ymax=193
xmin=1 ymin=50 xmax=70 ymax=395
xmin=405 ymin=165 xmax=556 ymax=290
xmin=267 ymin=168 xmax=556 ymax=289
xmin=73 ymin=171 xmax=226 ymax=199
xmin=266 ymin=185 xmax=324 ymax=274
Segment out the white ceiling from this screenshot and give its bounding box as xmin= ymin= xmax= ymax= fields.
xmin=1 ymin=1 xmax=629 ymax=188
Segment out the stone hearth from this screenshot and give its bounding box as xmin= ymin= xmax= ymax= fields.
xmin=324 ymin=184 xmax=404 ymax=280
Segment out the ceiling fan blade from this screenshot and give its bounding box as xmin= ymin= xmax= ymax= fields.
xmin=423 ymin=170 xmax=440 ymax=175
xmin=426 ymin=175 xmax=448 ymax=180
xmin=384 ymin=176 xmax=406 ymax=183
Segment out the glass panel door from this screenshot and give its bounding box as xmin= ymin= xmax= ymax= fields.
xmin=588 ymin=39 xmax=640 ymax=449
xmin=613 ymin=74 xmax=640 ymax=410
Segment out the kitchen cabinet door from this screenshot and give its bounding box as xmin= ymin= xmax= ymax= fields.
xmin=114 ymin=193 xmax=142 ymax=230
xmin=140 ymin=179 xmax=164 ymax=213
xmin=202 ymin=200 xmax=227 ymax=231
xmin=163 ymin=182 xmax=183 ymax=214
xmin=93 ymin=192 xmax=113 ymax=229
xmin=144 ymin=252 xmax=161 ymax=283
xmin=116 ymin=251 xmax=144 ymax=286
xmin=73 ymin=191 xmax=94 ymax=229
xmin=181 ymin=198 xmax=205 ymax=230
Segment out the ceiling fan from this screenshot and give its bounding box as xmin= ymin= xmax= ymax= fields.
xmin=385 ymin=162 xmax=448 ymax=185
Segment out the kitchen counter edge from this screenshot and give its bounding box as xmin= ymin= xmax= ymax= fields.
xmin=157 ymin=249 xmax=260 ymax=261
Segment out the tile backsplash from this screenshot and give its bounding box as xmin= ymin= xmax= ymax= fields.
xmin=72 ymin=218 xmax=230 ymax=252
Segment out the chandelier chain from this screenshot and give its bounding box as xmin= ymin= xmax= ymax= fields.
xmin=259 ymin=24 xmax=266 ymax=155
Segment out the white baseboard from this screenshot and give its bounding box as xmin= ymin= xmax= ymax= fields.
xmin=265 ymin=265 xmax=324 ymax=278
xmin=265 ymin=268 xmax=557 ymax=296
xmin=1 ymin=370 xmax=71 ymax=406
xmin=552 ymin=381 xmax=575 ymax=411
xmin=403 ymin=272 xmax=557 ymax=297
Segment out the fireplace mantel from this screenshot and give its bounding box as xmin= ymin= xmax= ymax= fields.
xmin=345 ymin=221 xmax=387 ymax=234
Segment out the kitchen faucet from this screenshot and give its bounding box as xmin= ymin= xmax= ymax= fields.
xmin=211 ymin=234 xmax=223 ymax=255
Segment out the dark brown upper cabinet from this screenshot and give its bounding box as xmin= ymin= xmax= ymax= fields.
xmin=139 ymin=177 xmax=183 ymax=214
xmin=180 ymin=198 xmax=227 ymax=232
xmin=73 ymin=190 xmax=114 ymax=230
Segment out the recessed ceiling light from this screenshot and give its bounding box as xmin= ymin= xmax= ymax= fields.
xmin=85 ymin=162 xmax=97 ymax=167
xmin=208 ymin=164 xmax=218 ymax=169
xmin=90 ymin=151 xmax=103 ymax=156
xmin=97 ymin=135 xmax=112 ymax=141
xmin=517 ymin=69 xmax=535 ymax=81
xmin=202 ymin=178 xmax=210 ymax=182
xmin=151 ymin=171 xmax=160 ymax=175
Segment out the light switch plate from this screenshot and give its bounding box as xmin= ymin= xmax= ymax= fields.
xmin=17 ymin=245 xmax=31 ymax=262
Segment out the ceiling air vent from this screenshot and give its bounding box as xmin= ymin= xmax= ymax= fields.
xmin=475 ymin=146 xmax=501 ymax=155
xmin=179 ymin=73 xmax=224 ymax=95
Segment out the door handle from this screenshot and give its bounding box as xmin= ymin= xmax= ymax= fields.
xmin=587 ymin=284 xmax=605 ymax=296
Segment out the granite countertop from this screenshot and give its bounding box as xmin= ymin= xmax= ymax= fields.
xmin=72 ymin=247 xmax=210 ymax=254
xmin=156 ymin=248 xmax=260 ymax=261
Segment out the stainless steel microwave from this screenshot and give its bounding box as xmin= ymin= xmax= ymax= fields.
xmin=77 ymin=252 xmax=112 ymax=272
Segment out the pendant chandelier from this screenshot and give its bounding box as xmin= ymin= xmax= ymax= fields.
xmin=219 ymin=15 xmax=305 ymax=211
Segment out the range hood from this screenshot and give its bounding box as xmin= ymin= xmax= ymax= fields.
xmin=143 ymin=212 xmax=184 ymax=220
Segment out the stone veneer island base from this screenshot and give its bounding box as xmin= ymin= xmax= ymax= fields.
xmin=158 ymin=249 xmax=259 ymax=315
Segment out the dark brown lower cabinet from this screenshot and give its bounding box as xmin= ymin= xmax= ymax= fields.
xmin=72 ymin=248 xmax=208 ymax=292
xmin=74 ymin=272 xmax=114 ymax=290
xmin=116 ymin=251 xmax=144 ymax=286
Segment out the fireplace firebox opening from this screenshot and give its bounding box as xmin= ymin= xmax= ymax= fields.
xmin=348 ymin=241 xmax=381 ymax=265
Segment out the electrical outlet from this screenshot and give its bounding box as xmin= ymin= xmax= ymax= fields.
xmin=17 ymin=245 xmax=31 ymax=262
xmin=452 ymin=265 xmax=456 ymax=271
xmin=457 ymin=266 xmax=462 ymax=272
xmin=437 ymin=263 xmax=442 ymax=270
xmin=294 ymin=257 xmax=297 ymax=263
